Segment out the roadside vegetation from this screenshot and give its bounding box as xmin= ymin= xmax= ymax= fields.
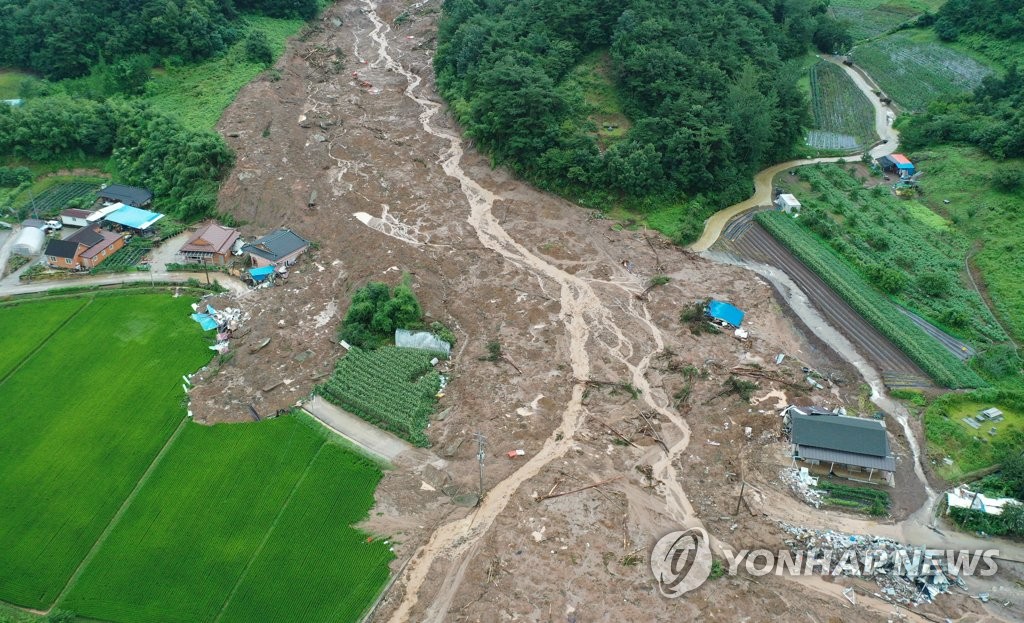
xmin=435 ymin=0 xmax=851 ymax=244
xmin=806 ymin=61 xmax=876 ymax=150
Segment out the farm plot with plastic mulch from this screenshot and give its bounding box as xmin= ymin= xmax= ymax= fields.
xmin=806 ymin=62 xmax=876 ymax=151
xmin=317 ymin=346 xmax=443 ymax=447
xmin=852 ymin=31 xmax=992 ymax=111
xmin=63 ymin=416 xmax=391 ymax=623
xmin=0 ymin=294 xmax=210 ymax=609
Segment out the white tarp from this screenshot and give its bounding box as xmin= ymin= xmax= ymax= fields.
xmin=12 ymin=227 xmax=44 ymax=256
xmin=395 ymin=329 xmax=451 ymax=357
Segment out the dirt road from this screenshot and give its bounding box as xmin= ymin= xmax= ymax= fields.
xmin=689 ymin=58 xmax=900 ymax=252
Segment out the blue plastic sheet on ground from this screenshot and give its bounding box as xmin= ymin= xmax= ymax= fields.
xmin=248 ymin=266 xmax=275 ymax=282
xmin=707 ymin=299 xmax=745 ymax=327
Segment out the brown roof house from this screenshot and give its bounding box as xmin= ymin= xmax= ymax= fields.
xmin=179 ymin=223 xmax=240 ymax=265
xmin=44 ymin=226 xmax=124 ymax=270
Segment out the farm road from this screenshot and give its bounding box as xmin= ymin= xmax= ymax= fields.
xmin=690 ymin=56 xmax=900 ymax=252
xmin=303 ymin=395 xmax=430 ymax=464
xmin=0 ymin=269 xmax=249 ymax=297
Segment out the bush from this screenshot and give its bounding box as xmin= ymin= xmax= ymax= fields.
xmin=0 ymin=166 xmax=33 ymax=187
xmin=243 ymin=30 xmax=274 ymax=66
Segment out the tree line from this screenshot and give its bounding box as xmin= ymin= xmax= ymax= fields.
xmin=0 ymin=97 xmax=234 ymax=221
xmin=435 ymin=0 xmax=851 ymax=241
xmin=0 ymin=0 xmax=320 ymax=80
xmin=902 ymin=0 xmax=1024 ymax=162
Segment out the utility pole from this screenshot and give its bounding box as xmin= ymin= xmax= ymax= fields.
xmin=473 ymin=432 xmax=486 ymax=502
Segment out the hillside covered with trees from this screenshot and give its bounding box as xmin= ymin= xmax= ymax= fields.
xmin=903 ymin=0 xmax=1024 ymax=160
xmin=436 ymin=0 xmax=851 ymax=241
xmin=0 ymin=0 xmax=319 ymax=80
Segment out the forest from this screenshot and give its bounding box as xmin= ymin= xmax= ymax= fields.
xmin=435 ymin=0 xmax=851 ymax=239
xmin=0 ymin=97 xmax=234 ymax=220
xmin=0 ymin=0 xmax=319 ymax=80
xmin=901 ymin=0 xmax=1024 ymax=161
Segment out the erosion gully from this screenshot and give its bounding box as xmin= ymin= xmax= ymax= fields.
xmin=352 ymin=5 xmax=1010 ymax=619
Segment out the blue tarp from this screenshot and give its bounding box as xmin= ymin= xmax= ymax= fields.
xmin=191 ymin=305 xmax=220 ymax=331
xmin=248 ymin=266 xmax=275 ymax=282
xmin=707 ymin=299 xmax=745 ymax=327
xmin=104 ymin=205 xmax=164 ymax=230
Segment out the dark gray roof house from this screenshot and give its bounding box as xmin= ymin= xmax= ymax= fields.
xmin=44 ymin=238 xmax=80 ymax=260
xmin=97 ymin=184 xmax=153 ymax=207
xmin=241 ymin=228 xmax=310 ymax=267
xmin=790 ymin=412 xmax=895 ymax=476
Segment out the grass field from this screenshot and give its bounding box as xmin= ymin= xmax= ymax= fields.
xmin=912 ymin=146 xmax=1024 ymax=344
xmin=145 ymin=15 xmax=307 ymax=131
xmin=566 ymin=51 xmax=632 ymax=151
xmin=0 ymin=295 xmax=211 ymax=609
xmin=925 ymin=390 xmax=1024 ymax=479
xmin=852 ymin=30 xmax=993 ymax=111
xmin=807 ymin=62 xmax=876 ymax=150
xmin=0 ymin=69 xmax=31 ymax=99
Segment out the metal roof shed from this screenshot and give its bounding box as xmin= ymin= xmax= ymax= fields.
xmin=706 ymin=299 xmax=745 ymax=327
xmin=104 ymin=205 xmax=164 ymax=230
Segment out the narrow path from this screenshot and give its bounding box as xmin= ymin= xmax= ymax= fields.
xmin=689 ymin=57 xmax=900 ymax=252
xmin=0 ymin=270 xmax=248 ymax=297
xmin=303 ymin=395 xmax=413 ymax=463
xmin=49 ymin=417 xmax=191 ymax=612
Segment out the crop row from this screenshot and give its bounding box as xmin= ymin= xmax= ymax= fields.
xmin=26 ymin=182 xmax=96 ymax=214
xmin=852 ymin=33 xmax=991 ymax=111
xmin=317 ymin=347 xmax=441 ymax=447
xmin=756 ymin=210 xmax=985 ymax=388
xmin=808 ymin=62 xmax=875 ymax=149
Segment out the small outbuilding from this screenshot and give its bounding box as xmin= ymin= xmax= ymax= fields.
xmin=179 ymin=223 xmax=240 ymax=265
xmin=12 ymin=227 xmax=45 ymax=256
xmin=102 ymin=205 xmax=164 ymax=231
xmin=242 ymin=228 xmax=310 ymax=268
xmin=775 ymin=193 xmax=801 ymax=214
xmin=60 ymin=208 xmax=93 ymax=228
xmin=786 ymin=407 xmax=895 ymax=486
xmin=878 ymin=154 xmax=915 ymax=177
xmin=96 ymin=184 xmax=153 ymax=207
xmin=706 ymin=299 xmax=745 ymax=327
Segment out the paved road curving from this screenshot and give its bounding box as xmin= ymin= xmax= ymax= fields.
xmin=689 ymin=57 xmax=900 ymax=252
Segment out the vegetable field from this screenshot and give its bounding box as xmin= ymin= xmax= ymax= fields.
xmin=817 ymin=480 xmax=890 ymax=515
xmin=806 ymin=62 xmax=875 ymax=151
xmin=0 ymin=295 xmax=211 ymax=609
xmin=89 ymin=243 xmax=151 ymax=274
xmin=20 ymin=181 xmax=97 ymax=215
xmin=790 ymin=165 xmax=1005 ymax=347
xmin=318 ymin=346 xmax=442 ymax=446
xmin=852 ymin=31 xmax=992 ymax=111
xmin=829 ymin=0 xmax=928 ymax=41
xmin=756 ymin=209 xmax=985 ymax=388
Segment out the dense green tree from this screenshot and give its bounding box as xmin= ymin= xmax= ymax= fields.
xmin=340 ymin=280 xmax=425 ymax=349
xmin=243 ymin=30 xmax=275 ymax=66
